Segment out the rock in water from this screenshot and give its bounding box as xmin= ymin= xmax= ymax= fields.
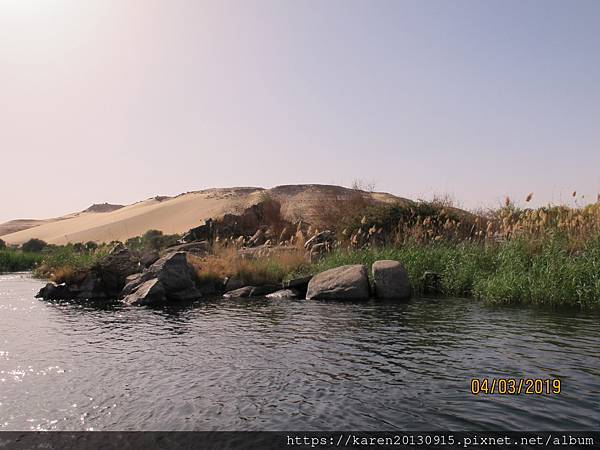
xmin=147 ymin=252 xmax=200 ymax=298
xmin=123 ymin=279 xmax=166 ymax=306
xmin=122 ymin=252 xmax=202 ymax=305
xmin=35 ymin=283 xmax=74 ymax=300
xmin=282 ymin=275 xmax=312 ymax=297
xmin=372 ymin=260 xmax=411 ymax=300
xmin=222 ymin=286 xmax=254 ymax=298
xmin=306 ymin=265 xmax=370 ymax=300
xmin=266 ymin=289 xmax=299 ymax=299
xmin=96 ymin=243 xmax=140 ymax=294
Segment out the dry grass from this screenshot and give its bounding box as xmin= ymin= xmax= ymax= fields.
xmin=188 ymin=244 xmax=308 ymax=286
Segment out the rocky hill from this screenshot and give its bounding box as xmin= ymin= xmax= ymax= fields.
xmin=0 ymin=184 xmax=410 ymax=245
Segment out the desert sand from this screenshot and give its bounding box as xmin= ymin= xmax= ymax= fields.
xmin=0 ymin=185 xmax=407 ymax=245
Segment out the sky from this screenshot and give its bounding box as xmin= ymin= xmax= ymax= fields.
xmin=1 ymin=0 xmax=599 ymax=222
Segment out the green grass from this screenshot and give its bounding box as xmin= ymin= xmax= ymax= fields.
xmin=0 ymin=250 xmax=44 ymax=273
xmin=293 ymin=234 xmax=600 ymax=308
xmin=34 ymin=245 xmax=110 ymax=283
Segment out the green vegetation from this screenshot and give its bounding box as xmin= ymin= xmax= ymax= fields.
xmin=126 ymin=229 xmax=180 ymax=252
xmin=0 ymin=249 xmax=43 ymax=273
xmin=292 ymin=233 xmax=600 ymax=308
xmin=33 ymin=244 xmax=111 ymax=283
xmin=21 ymin=238 xmax=48 ymax=253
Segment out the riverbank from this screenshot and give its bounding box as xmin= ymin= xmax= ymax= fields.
xmin=8 ymin=197 xmax=600 ymax=308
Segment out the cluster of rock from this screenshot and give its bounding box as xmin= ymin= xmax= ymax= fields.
xmin=222 ymin=275 xmax=313 ymax=300
xmin=36 ymin=238 xmax=413 ymax=305
xmin=220 ymin=260 xmax=412 ymax=302
xmin=35 ymin=244 xmax=208 ymax=306
xmin=121 ymin=252 xmax=203 ymax=305
xmin=176 ymin=199 xmax=339 ymax=263
xmin=305 ymin=260 xmax=411 ymax=300
xmin=36 ymin=244 xmax=140 ymax=301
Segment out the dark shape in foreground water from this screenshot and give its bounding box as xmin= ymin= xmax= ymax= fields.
xmin=0 ymin=273 xmax=599 ymax=430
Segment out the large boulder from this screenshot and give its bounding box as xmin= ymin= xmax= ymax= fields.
xmin=35 ymin=283 xmax=74 ymax=300
xmin=123 ymin=279 xmax=166 ymax=306
xmin=372 ymin=260 xmax=411 ymax=300
xmin=306 ymin=265 xmax=370 ymax=300
xmin=146 ymin=252 xmax=199 ymax=296
xmin=122 ymin=252 xmax=202 ymax=305
xmin=95 ymin=243 xmax=140 ymax=294
xmin=70 ymin=271 xmax=108 ymax=300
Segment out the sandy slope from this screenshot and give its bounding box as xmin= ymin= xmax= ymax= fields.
xmin=0 ymin=185 xmax=408 ymax=245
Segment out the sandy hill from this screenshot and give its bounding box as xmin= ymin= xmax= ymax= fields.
xmin=0 ymin=185 xmax=410 ymax=245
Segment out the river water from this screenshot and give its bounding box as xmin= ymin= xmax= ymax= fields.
xmin=0 ymin=273 xmax=598 ymax=431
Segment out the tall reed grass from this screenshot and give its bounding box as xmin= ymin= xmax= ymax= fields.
xmin=0 ymin=250 xmax=43 ymax=273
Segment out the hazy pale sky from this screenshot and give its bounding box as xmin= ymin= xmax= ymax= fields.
xmin=1 ymin=0 xmax=599 ymax=222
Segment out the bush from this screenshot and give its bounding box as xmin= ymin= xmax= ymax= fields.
xmin=34 ymin=244 xmax=110 ymax=283
xmin=126 ymin=230 xmax=180 ymax=252
xmin=21 ymin=238 xmax=47 ymax=253
xmin=0 ymin=238 xmax=5 ymax=250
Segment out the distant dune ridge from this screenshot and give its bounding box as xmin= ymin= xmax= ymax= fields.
xmin=0 ymin=184 xmax=409 ymax=245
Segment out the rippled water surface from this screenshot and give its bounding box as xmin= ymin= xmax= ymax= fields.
xmin=1 ymin=273 xmax=599 ymax=431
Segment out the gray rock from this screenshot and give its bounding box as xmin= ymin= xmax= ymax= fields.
xmin=372 ymin=260 xmax=411 ymax=300
xmin=223 ymin=286 xmax=254 ymax=298
xmin=122 ymin=273 xmax=146 ymax=296
xmin=123 ymin=279 xmax=166 ymax=306
xmin=146 ymin=252 xmax=201 ymax=297
xmin=35 ymin=283 xmax=73 ymax=300
xmin=223 ymin=276 xmax=246 ymax=292
xmin=71 ymin=272 xmax=107 ymax=300
xmin=140 ymin=250 xmax=160 ymax=268
xmin=282 ymin=275 xmax=312 ymax=295
xmin=306 ymin=265 xmax=370 ymax=300
xmin=266 ymin=289 xmax=299 ymax=299
xmin=121 ymin=252 xmax=202 ymax=304
xmin=96 ymin=244 xmax=140 ymax=293
xmin=222 ymin=284 xmax=280 ymax=298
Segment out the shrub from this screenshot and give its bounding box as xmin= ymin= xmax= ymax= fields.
xmin=0 ymin=238 xmax=5 ymax=250
xmin=21 ymin=238 xmax=47 ymax=253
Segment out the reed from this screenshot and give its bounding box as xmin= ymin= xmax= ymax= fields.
xmin=0 ymin=250 xmax=43 ymax=273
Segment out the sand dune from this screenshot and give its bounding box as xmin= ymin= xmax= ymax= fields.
xmin=1 ymin=185 xmax=408 ymax=245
